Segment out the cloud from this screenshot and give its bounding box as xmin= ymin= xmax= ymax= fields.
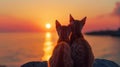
xmin=84 ymin=2 xmax=120 ymax=32
xmin=0 ymin=15 xmax=42 ymax=32
xmin=112 ymin=2 xmax=120 ymax=17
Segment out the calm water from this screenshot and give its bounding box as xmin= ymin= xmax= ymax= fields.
xmin=0 ymin=32 xmax=120 ymax=67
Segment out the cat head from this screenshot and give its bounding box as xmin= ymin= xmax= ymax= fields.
xmin=56 ymin=20 xmax=71 ymax=40
xmin=69 ymin=14 xmax=87 ymax=33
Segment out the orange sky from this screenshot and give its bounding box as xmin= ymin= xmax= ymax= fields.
xmin=0 ymin=0 xmax=120 ymax=32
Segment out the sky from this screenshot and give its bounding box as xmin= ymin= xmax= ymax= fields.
xmin=0 ymin=0 xmax=120 ymax=32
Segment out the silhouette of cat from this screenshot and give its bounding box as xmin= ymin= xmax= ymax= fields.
xmin=69 ymin=15 xmax=94 ymax=67
xmin=49 ymin=20 xmax=73 ymax=67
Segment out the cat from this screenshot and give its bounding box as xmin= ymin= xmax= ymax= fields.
xmin=49 ymin=20 xmax=73 ymax=67
xmin=69 ymin=15 xmax=94 ymax=67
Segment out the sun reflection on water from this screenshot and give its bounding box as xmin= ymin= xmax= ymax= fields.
xmin=42 ymin=32 xmax=54 ymax=61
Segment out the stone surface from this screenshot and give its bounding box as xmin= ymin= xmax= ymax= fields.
xmin=21 ymin=59 xmax=120 ymax=67
xmin=93 ymin=59 xmax=120 ymax=67
xmin=21 ymin=61 xmax=47 ymax=67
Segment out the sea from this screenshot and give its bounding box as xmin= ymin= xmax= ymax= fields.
xmin=0 ymin=32 xmax=120 ymax=67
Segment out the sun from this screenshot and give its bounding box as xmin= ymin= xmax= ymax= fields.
xmin=46 ymin=23 xmax=51 ymax=29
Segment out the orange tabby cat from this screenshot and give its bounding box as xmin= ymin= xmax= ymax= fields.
xmin=49 ymin=20 xmax=73 ymax=67
xmin=69 ymin=15 xmax=94 ymax=67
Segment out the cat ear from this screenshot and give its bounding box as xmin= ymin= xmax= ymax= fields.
xmin=69 ymin=14 xmax=74 ymax=24
xmin=81 ymin=17 xmax=87 ymax=25
xmin=56 ymin=20 xmax=61 ymax=27
xmin=81 ymin=17 xmax=87 ymax=23
xmin=56 ymin=20 xmax=61 ymax=31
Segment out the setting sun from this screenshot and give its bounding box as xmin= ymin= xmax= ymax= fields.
xmin=46 ymin=23 xmax=51 ymax=29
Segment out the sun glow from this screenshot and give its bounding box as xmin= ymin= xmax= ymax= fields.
xmin=46 ymin=23 xmax=51 ymax=29
xmin=42 ymin=32 xmax=54 ymax=61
